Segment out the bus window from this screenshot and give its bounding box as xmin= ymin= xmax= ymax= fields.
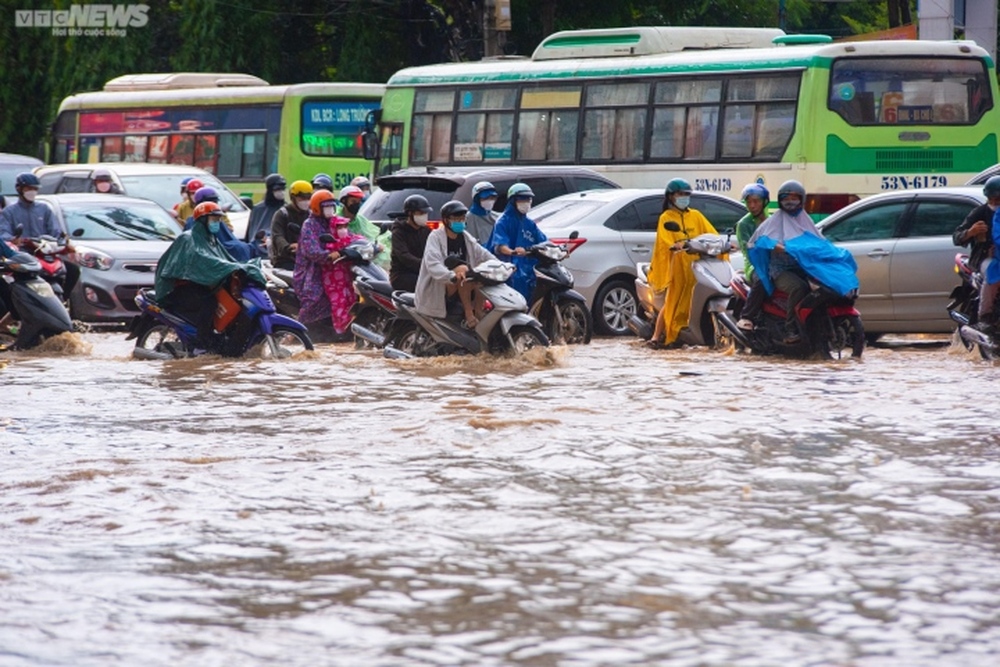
xmin=148 ymin=136 xmax=168 ymax=163
xmin=218 ymin=134 xmax=242 ymax=177
xmin=242 ymin=134 xmax=266 ymax=177
xmin=655 ymin=79 xmax=721 ymax=160
xmin=829 ymin=57 xmax=993 ymax=126
xmin=518 ymin=85 xmax=581 ymax=162
xmin=412 ymin=90 xmax=455 ymax=163
xmin=454 ymin=88 xmax=515 ymax=163
xmin=170 ymin=135 xmax=195 ymax=165
xmin=377 ymin=123 xmax=403 ymax=176
xmin=685 ymin=107 xmax=718 ymax=160
xmin=102 ymin=137 xmax=124 ymax=162
xmin=582 ymin=82 xmax=648 ymax=161
xmin=722 ymin=75 xmax=799 ymax=160
xmin=124 ymin=136 xmax=147 ymax=162
xmin=195 ymin=135 xmax=218 ymax=173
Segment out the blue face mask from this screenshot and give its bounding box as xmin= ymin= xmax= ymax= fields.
xmin=674 ymin=195 xmax=691 ymax=210
xmin=208 ymin=221 xmax=221 ymax=234
xmin=449 ymin=221 xmax=467 ymax=234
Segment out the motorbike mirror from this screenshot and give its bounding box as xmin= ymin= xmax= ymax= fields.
xmin=444 ymin=254 xmax=467 ymax=270
xmin=723 ymin=227 xmax=735 ymax=236
xmin=240 ymin=196 xmax=254 ymax=210
xmin=663 ymin=221 xmax=682 ymax=232
xmin=319 ymin=234 xmax=335 ymax=245
xmin=569 ymin=230 xmax=579 ymax=240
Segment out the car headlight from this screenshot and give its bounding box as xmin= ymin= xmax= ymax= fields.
xmin=71 ymin=245 xmax=114 ymax=270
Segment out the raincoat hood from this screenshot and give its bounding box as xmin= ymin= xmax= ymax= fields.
xmin=154 ymin=221 xmax=266 ymax=301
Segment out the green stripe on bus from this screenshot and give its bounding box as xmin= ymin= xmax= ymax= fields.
xmin=542 ymin=34 xmax=643 ymax=48
xmin=826 ymin=135 xmax=998 ymax=173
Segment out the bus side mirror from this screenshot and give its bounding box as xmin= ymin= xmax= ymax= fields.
xmin=362 ymin=131 xmax=380 ymax=161
xmin=365 ymin=109 xmax=382 ymax=132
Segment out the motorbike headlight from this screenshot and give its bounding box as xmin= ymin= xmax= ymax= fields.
xmin=71 ymin=245 xmax=114 ymax=271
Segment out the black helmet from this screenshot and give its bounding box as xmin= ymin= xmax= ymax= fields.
xmin=983 ymin=176 xmax=1000 ymax=198
xmin=265 ymin=173 xmax=286 ymax=191
xmin=777 ymin=180 xmax=806 ymax=201
xmin=15 ymin=172 xmax=40 ymax=188
xmin=440 ymin=200 xmax=468 ymax=220
xmin=403 ymin=194 xmax=432 ymax=214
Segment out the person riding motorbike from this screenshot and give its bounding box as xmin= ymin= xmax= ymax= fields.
xmin=734 ymin=183 xmax=771 ymax=331
xmin=338 ymin=184 xmax=391 ymax=269
xmin=0 ymin=172 xmax=79 ymax=320
xmin=646 ymin=177 xmax=718 ymax=349
xmin=271 ymin=180 xmax=313 ymax=270
xmin=350 ymin=175 xmax=372 ymax=202
xmin=953 ymin=175 xmax=1000 ymax=331
xmin=91 ymin=168 xmax=123 ymax=195
xmin=390 ymin=194 xmax=433 ymax=292
xmin=154 ymin=201 xmax=266 ymax=351
xmin=293 ymin=190 xmax=346 ymax=333
xmin=466 ymin=181 xmax=499 ymax=245
xmin=246 ymin=173 xmax=286 ymax=246
xmin=747 ymin=180 xmax=858 ymax=344
xmin=175 ymin=178 xmax=203 ymax=224
xmin=311 ymin=173 xmax=333 ymax=192
xmin=415 ymin=200 xmax=498 ymax=327
xmin=488 ymin=183 xmax=548 ymax=301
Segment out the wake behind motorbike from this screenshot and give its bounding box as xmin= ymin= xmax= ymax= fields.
xmin=527 ymin=236 xmax=592 ymax=345
xmin=127 ymin=272 xmax=313 ymax=359
xmin=354 ymin=257 xmax=550 ymax=358
xmin=628 ymin=229 xmax=742 ymax=349
xmin=947 ymin=252 xmax=1000 ymax=360
xmin=0 ymin=247 xmax=74 ymax=350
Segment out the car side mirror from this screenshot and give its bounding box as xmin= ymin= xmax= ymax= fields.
xmin=569 ymin=230 xmax=579 ymax=240
xmin=663 ymin=221 xmax=681 ymax=232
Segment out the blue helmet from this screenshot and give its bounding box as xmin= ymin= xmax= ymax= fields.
xmin=15 ymin=172 xmax=40 ymax=188
xmin=311 ymin=173 xmax=333 ymax=191
xmin=741 ymin=183 xmax=770 ymax=205
xmin=193 ymin=186 xmax=219 ymax=204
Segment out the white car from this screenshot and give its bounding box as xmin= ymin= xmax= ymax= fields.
xmin=533 ymin=188 xmax=747 ymax=335
xmin=34 ymin=162 xmax=251 ymax=239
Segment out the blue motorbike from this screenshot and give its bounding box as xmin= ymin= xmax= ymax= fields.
xmin=126 ymin=275 xmax=313 ymax=359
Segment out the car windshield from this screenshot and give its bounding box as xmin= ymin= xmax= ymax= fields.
xmin=532 ymin=199 xmax=606 ymax=229
xmin=62 ymin=201 xmax=179 ymax=241
xmin=118 ymin=174 xmax=245 ymax=213
xmin=360 ymin=186 xmax=458 ymax=221
xmin=0 ymin=162 xmax=40 ymax=196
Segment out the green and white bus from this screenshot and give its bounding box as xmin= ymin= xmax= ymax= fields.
xmin=371 ymin=26 xmax=1000 ymax=217
xmin=49 ymin=73 xmax=385 ymax=200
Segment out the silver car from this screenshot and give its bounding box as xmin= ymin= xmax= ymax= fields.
xmin=40 ymin=194 xmax=178 ymax=324
xmin=532 ymin=188 xmax=747 ymax=335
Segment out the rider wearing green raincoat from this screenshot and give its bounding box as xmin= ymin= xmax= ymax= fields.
xmin=154 ymin=202 xmax=266 ymax=347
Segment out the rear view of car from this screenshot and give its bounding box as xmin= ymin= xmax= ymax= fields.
xmin=43 ymin=194 xmax=178 ymax=324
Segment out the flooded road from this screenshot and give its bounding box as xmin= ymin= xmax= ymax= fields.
xmin=1 ymin=334 xmax=999 ymax=666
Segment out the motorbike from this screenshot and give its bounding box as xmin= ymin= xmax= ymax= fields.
xmin=0 ymin=246 xmax=74 ymax=350
xmin=628 ymin=229 xmax=742 ymax=350
xmin=126 ymin=272 xmax=313 ymax=359
xmin=728 ymin=270 xmax=865 ymax=359
xmin=353 ymin=257 xmax=550 ymax=358
xmin=527 ymin=236 xmax=592 ymax=345
xmin=947 ymin=253 xmax=1000 ymax=360
xmin=261 ymin=260 xmax=301 ymax=320
xmin=25 ymin=235 xmax=69 ymax=301
xmin=347 ymin=240 xmax=397 ymax=349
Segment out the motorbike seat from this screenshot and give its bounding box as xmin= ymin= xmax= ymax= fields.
xmin=392 ymin=291 xmax=416 ymax=307
xmin=367 ymin=279 xmax=393 ymax=295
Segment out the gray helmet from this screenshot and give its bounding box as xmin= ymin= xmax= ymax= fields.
xmin=777 ymin=180 xmax=806 ymax=201
xmin=983 ymin=176 xmax=1000 ymax=198
xmin=440 ymin=200 xmax=469 ymax=220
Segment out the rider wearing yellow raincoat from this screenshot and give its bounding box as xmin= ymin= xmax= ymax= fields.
xmin=647 ymin=178 xmax=718 ymax=348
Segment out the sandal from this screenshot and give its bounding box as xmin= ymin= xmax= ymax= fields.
xmin=645 ymin=339 xmax=663 ymax=350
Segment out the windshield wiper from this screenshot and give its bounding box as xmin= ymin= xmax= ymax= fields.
xmin=83 ymin=214 xmax=147 ymax=241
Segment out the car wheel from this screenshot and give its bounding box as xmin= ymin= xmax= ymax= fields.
xmin=593 ymin=278 xmax=637 ymax=336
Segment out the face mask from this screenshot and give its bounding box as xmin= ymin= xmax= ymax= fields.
xmin=346 ymin=202 xmax=361 ymax=215
xmin=208 ymin=221 xmax=221 ymax=234
xmin=413 ymin=213 xmax=429 ymax=227
xmin=22 ymin=190 xmax=37 ymax=202
xmin=674 ymin=196 xmax=691 ymax=210
xmin=780 ymin=198 xmax=801 ymax=213
xmin=272 ymin=189 xmax=286 ymax=201
xmin=449 ymin=221 xmax=467 ymax=234
xmin=480 ymin=198 xmax=497 ymax=210
xmin=95 ymin=181 xmax=111 ymax=193
xmin=335 ymin=226 xmax=349 ymax=238
xmin=321 ymin=206 xmax=336 ymax=220
xmin=516 ymin=201 xmax=531 ymax=215
xmin=296 ymin=200 xmax=310 ymax=211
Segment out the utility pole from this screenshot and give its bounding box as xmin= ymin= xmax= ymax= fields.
xmin=483 ymin=0 xmax=511 ymax=57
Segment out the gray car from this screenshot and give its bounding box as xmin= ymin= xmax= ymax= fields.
xmin=532 ymin=188 xmax=747 ymax=335
xmin=40 ymin=194 xmax=178 ymax=324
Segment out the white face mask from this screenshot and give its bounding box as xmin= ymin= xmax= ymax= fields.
xmin=413 ymin=213 xmax=429 ymax=227
xmin=335 ymin=226 xmax=349 ymax=238
xmin=296 ymin=199 xmax=310 ymax=211
xmin=516 ymin=201 xmax=531 ymax=215
xmin=22 ymin=190 xmax=37 ymax=202
xmin=95 ymin=181 xmax=111 ymax=193
xmin=481 ymin=198 xmax=497 ymax=211
xmin=272 ymin=189 xmax=286 ymax=201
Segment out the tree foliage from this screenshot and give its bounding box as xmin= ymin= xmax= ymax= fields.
xmin=0 ymin=0 xmax=927 ymax=158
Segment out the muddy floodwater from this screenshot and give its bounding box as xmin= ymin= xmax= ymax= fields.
xmin=1 ymin=333 xmax=999 ymax=666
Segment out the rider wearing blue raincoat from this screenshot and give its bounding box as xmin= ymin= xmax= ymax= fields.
xmin=488 ymin=183 xmax=547 ymax=301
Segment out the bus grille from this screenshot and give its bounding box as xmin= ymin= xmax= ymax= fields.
xmin=875 ymin=150 xmax=953 ymax=171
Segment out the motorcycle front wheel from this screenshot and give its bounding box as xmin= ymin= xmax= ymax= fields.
xmin=821 ymin=315 xmax=865 ymax=359
xmin=554 ymin=300 xmax=592 ymax=345
xmin=508 ymin=325 xmax=550 ymax=355
xmin=261 ymin=326 xmax=313 ymax=359
xmin=134 ymin=322 xmax=186 ymax=358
